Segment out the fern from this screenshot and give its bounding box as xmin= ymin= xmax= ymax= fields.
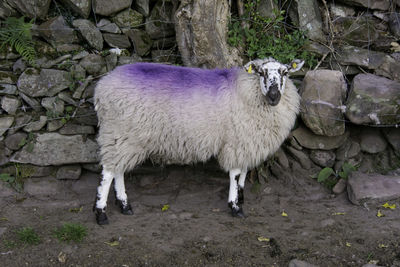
xmin=0 ymin=17 xmax=36 ymax=64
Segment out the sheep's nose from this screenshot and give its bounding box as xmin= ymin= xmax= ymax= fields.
xmin=267 ymin=85 xmax=281 ymax=106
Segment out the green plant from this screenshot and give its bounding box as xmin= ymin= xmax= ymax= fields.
xmin=53 ymin=223 xmax=87 ymax=243
xmin=18 ymin=132 xmax=35 ymax=152
xmin=228 ymin=0 xmax=318 ymax=68
xmin=0 ymin=17 xmax=36 ymax=64
xmin=314 ymin=162 xmax=356 ymax=189
xmin=16 ymin=227 xmax=41 ymax=245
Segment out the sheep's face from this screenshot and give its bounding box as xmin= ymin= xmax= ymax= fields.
xmin=245 ymin=58 xmax=304 ymax=106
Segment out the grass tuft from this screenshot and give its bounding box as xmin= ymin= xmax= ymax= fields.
xmin=53 ymin=223 xmax=87 ymax=243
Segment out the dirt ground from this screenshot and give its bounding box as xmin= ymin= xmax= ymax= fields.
xmin=1 ymin=162 xmax=400 ymax=267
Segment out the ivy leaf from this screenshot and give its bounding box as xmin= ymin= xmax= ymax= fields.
xmin=317 ymin=167 xmax=335 ymax=182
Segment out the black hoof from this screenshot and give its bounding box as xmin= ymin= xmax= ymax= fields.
xmin=116 ymin=199 xmax=134 ymax=215
xmin=95 ymin=208 xmax=109 ymax=225
xmin=231 ymin=207 xmax=245 ymax=218
xmin=238 ymin=188 xmax=244 ymax=205
xmin=228 ymin=202 xmax=245 ymax=218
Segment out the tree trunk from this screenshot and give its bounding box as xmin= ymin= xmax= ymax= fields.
xmin=175 ymin=0 xmax=243 ymax=68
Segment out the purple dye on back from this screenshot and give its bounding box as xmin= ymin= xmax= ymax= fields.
xmin=118 ymin=63 xmax=238 ymax=95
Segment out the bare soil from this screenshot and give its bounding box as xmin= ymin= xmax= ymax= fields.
xmin=1 ymin=163 xmax=400 ymax=267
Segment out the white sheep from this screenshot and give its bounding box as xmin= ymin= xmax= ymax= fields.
xmin=93 ymin=58 xmax=304 ymax=224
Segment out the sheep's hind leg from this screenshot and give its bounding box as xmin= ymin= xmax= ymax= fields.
xmin=228 ymin=169 xmax=247 ymax=218
xmin=114 ymin=172 xmax=133 ymax=215
xmin=94 ymin=169 xmax=114 ymax=225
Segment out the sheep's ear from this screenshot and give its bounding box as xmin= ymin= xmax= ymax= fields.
xmin=288 ymin=59 xmax=305 ymax=73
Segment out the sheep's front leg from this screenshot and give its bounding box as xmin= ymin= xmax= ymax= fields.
xmin=94 ymin=169 xmax=114 ymax=225
xmin=114 ymin=173 xmax=133 ymax=215
xmin=228 ymin=169 xmax=247 ymax=217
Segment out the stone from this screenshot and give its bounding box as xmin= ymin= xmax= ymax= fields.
xmin=27 ymin=165 xmax=56 ymax=177
xmin=58 ymin=92 xmax=78 ymax=106
xmin=0 ymin=180 xmax=15 ymax=198
xmin=135 ymin=0 xmax=149 ymax=17
xmin=59 ymin=123 xmax=95 ymax=135
xmin=336 ymin=46 xmax=386 ymax=69
xmin=72 ymin=51 xmax=89 ymax=61
xmin=347 ymin=172 xmax=400 ymax=205
xmin=336 ymin=0 xmax=390 ymax=11
xmin=360 ymin=128 xmax=387 ymax=154
xmin=103 ymin=33 xmax=131 ymax=48
xmin=175 ymin=0 xmax=242 ymax=68
xmin=13 ymin=58 xmax=27 ymax=74
xmin=288 ymin=259 xmax=319 ymax=267
xmin=310 ymin=150 xmax=336 ymax=168
xmin=41 ymin=97 xmax=65 ymax=115
xmin=292 ymin=125 xmax=349 ymax=150
xmin=345 ymin=74 xmax=400 ymax=126
xmin=383 ymin=128 xmax=400 ymax=152
xmin=0 ymin=1 xmax=18 ymax=19
xmin=24 ymin=177 xmax=63 ymax=196
xmin=0 ymin=71 xmax=17 ymax=84
xmin=0 ymin=84 xmax=17 ymax=95
xmin=82 ymin=163 xmax=102 ymax=173
xmin=40 ymin=54 xmax=72 ymax=69
xmin=73 ymin=107 xmax=98 ymax=125
xmin=1 ymin=95 xmax=20 ymax=115
xmin=336 ymin=140 xmax=360 ymax=160
xmin=333 ymin=16 xmax=380 ymax=47
xmin=146 ymin=0 xmax=174 ymax=39
xmin=288 ymin=0 xmax=325 ymax=42
xmin=59 ymin=0 xmax=91 ymax=18
xmin=23 ymin=116 xmax=47 ymax=132
xmin=329 ymin=2 xmax=355 ymax=17
xmin=11 ymin=133 xmax=99 ymax=166
xmin=257 ymin=0 xmax=278 ymax=19
xmin=151 ymin=49 xmax=177 ymax=64
xmin=6 ymin=0 xmax=51 ymax=19
xmin=18 ymin=92 xmax=41 ymax=111
xmin=37 ymin=16 xmax=77 ymax=46
xmin=118 ymin=55 xmax=141 ymax=66
xmin=56 ymin=165 xmax=82 ymax=180
xmin=286 ymin=146 xmax=311 ymax=170
xmin=389 ymin=13 xmax=400 ymax=38
xmin=47 ymin=120 xmax=65 ymax=132
xmin=0 ymin=116 xmax=14 ymax=136
xmin=71 ymin=171 xmax=99 ymax=195
xmin=113 ymin=8 xmax=143 ymax=29
xmin=126 ymin=29 xmax=153 ymax=56
xmin=98 ymin=20 xmax=121 ymax=34
xmin=300 ymin=70 xmax=347 ymax=136
xmin=0 ymin=141 xmax=11 ymax=166
xmin=7 ymin=113 xmax=30 ymax=135
xmin=4 ymin=132 xmax=27 ymax=150
xmin=273 ymin=148 xmax=289 ymax=169
xmin=73 ymin=75 xmax=93 ymax=99
xmin=93 ymin=0 xmax=132 ymax=16
xmin=332 ymin=179 xmax=347 ymax=194
xmin=105 ymin=53 xmax=118 ymax=72
xmin=79 ymin=54 xmax=107 ymax=75
xmin=73 ymin=19 xmax=103 ymax=51
xmin=374 ymin=55 xmax=400 ymax=82
xmin=18 ymin=68 xmax=71 ymax=97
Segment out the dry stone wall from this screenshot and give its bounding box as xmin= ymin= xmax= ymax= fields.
xmin=0 ymin=0 xmax=399 ymax=199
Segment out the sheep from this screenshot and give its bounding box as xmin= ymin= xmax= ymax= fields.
xmin=93 ymin=57 xmax=304 ymax=225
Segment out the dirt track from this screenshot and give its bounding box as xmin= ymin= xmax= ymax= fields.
xmin=1 ymin=163 xmax=399 ymax=266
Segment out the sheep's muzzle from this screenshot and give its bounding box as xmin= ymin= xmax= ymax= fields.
xmin=266 ymin=84 xmax=281 ymax=106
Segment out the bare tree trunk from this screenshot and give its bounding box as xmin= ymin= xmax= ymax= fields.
xmin=175 ymin=0 xmax=243 ymax=68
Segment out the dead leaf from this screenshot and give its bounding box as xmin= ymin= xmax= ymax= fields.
xmin=281 ymin=211 xmax=288 ymax=217
xmin=161 ymin=204 xmax=170 ymax=212
xmin=257 ymin=236 xmax=270 ymax=242
xmin=378 ymin=244 xmax=388 ymax=248
xmin=58 ymin=252 xmax=67 ymax=263
xmin=332 ymin=212 xmax=346 ymax=216
xmin=69 ymin=206 xmax=83 ymax=213
xmin=104 ymin=241 xmax=120 ymax=247
xmin=346 ymin=242 xmax=351 ymax=247
xmin=382 ymin=202 xmax=396 ymax=210
xmin=377 ymin=210 xmax=385 ymax=217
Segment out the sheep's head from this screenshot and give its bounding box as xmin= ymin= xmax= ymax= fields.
xmin=245 ymin=58 xmax=304 ymax=106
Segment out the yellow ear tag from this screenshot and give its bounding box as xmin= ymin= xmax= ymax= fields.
xmin=247 ymin=65 xmax=252 ymax=73
xmin=292 ymin=62 xmax=297 ymax=69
